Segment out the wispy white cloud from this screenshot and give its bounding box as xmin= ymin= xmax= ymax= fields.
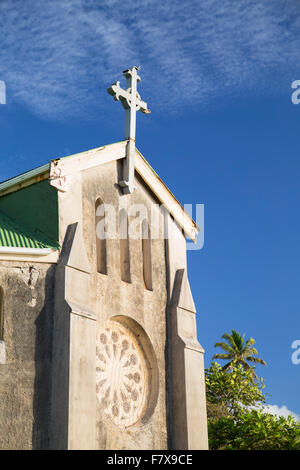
xmin=254 ymin=404 xmax=300 ymax=421
xmin=0 ymin=0 xmax=299 ymax=119
xmin=263 ymin=404 xmax=300 ymax=421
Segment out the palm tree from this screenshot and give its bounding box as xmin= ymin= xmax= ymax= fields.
xmin=212 ymin=329 xmax=267 ymax=380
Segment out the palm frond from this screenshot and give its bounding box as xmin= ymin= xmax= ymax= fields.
xmin=221 ymin=333 xmax=239 ymax=351
xmin=246 ymin=356 xmax=267 ymax=366
xmin=214 ymin=342 xmax=234 ymax=353
xmin=213 ymin=330 xmax=266 ymax=382
xmin=212 ymin=353 xmax=233 ymax=360
xmin=244 ymin=346 xmax=259 ymax=356
xmin=232 ymin=330 xmax=244 ymax=350
xmin=245 ymin=337 xmax=256 ymax=348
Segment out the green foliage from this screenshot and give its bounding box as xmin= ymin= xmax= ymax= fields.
xmin=206 ymin=333 xmax=299 ymax=449
xmin=213 ymin=329 xmax=267 ymax=381
xmin=208 ymin=408 xmax=300 ymax=450
xmin=205 ymin=362 xmax=265 ymax=419
xmin=205 ymin=361 xmax=300 ymax=450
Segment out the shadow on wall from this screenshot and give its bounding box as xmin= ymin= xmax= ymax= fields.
xmin=32 ymin=263 xmax=56 ymax=450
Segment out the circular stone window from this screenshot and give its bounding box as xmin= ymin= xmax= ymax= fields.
xmin=96 ymin=318 xmax=156 ymax=428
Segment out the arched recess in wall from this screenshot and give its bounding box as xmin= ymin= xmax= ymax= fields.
xmin=95 ymin=198 xmax=107 ymax=275
xmin=0 ymin=287 xmax=4 ymax=341
xmin=119 ymin=209 xmax=131 ymax=283
xmin=142 ymin=219 xmax=153 ymax=291
xmin=96 ymin=315 xmax=159 ymax=428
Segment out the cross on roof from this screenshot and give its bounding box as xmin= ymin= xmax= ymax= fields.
xmin=107 ymin=66 xmax=150 ymax=194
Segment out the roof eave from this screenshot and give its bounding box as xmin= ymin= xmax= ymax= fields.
xmin=0 ymin=141 xmax=199 ymax=241
xmin=135 ymin=148 xmax=199 ymax=241
xmin=0 ymin=163 xmax=50 ymax=197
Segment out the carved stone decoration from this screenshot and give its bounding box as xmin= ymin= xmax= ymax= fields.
xmin=49 ymin=161 xmax=70 ymax=192
xmin=96 ymin=319 xmax=150 ymax=428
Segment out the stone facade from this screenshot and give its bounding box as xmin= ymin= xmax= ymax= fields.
xmin=0 ymin=143 xmax=208 ymax=450
xmin=0 ymin=261 xmax=55 ymax=449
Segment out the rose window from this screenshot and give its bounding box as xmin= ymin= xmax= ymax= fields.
xmin=96 ymin=320 xmax=149 ymax=428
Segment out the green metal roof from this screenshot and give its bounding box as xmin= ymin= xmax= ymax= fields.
xmin=0 ymin=210 xmax=59 ymax=250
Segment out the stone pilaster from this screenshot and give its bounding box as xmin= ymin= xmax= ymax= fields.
xmin=50 ymin=223 xmax=96 ymax=450
xmin=165 ymin=214 xmax=208 ymax=450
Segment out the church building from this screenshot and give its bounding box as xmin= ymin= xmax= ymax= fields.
xmin=0 ymin=67 xmax=208 ymax=450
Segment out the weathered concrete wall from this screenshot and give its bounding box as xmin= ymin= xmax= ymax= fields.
xmin=54 ymin=156 xmax=207 ymax=450
xmin=0 ymin=261 xmax=55 ymax=450
xmin=0 ymin=149 xmax=207 ymax=450
xmin=80 ymin=160 xmax=168 ymax=450
xmin=50 ymin=223 xmax=97 ymax=450
xmin=165 ymin=217 xmax=208 ymax=450
xmin=0 ymin=155 xmax=208 ymax=450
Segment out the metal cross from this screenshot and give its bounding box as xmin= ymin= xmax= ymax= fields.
xmin=107 ymin=66 xmax=150 ymax=194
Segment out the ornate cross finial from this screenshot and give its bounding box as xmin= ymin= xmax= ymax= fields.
xmin=107 ymin=66 xmax=150 ymax=194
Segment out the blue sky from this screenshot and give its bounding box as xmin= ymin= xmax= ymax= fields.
xmin=0 ymin=0 xmax=299 ymax=419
